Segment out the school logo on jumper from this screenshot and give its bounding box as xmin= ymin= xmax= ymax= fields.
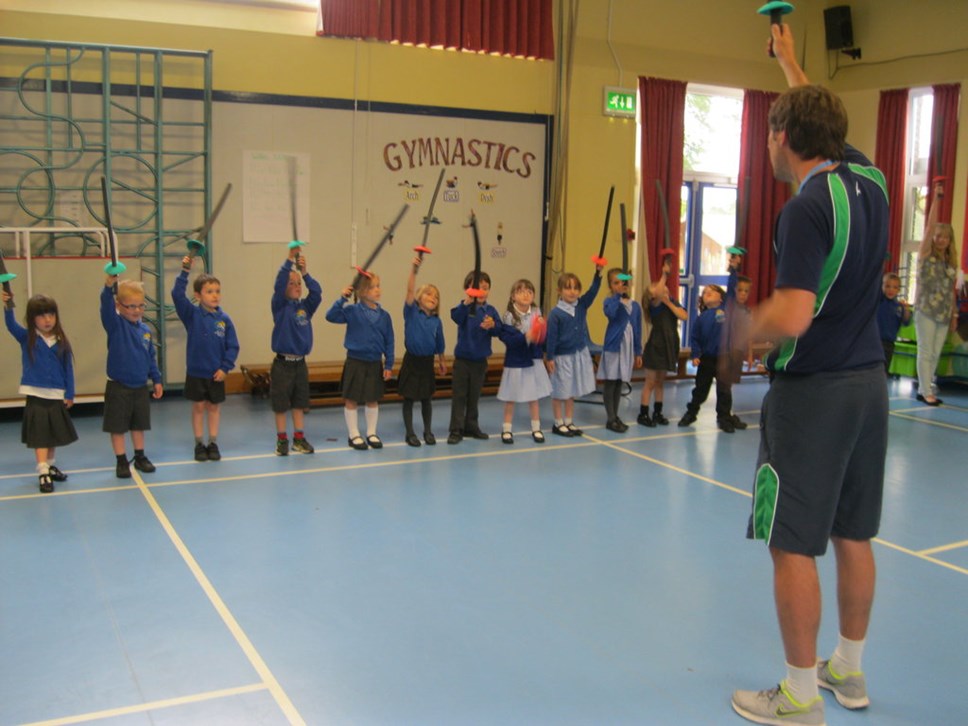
xmin=214 ymin=320 xmax=226 ymax=338
xmin=715 ymin=309 xmax=726 ymax=324
xmin=295 ymin=308 xmax=309 ymax=326
xmin=142 ymin=331 xmax=152 ymax=350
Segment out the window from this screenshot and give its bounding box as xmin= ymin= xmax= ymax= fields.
xmin=678 ymin=85 xmax=743 ymax=340
xmin=900 ymin=88 xmax=933 ymax=302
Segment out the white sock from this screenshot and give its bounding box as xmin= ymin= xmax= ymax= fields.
xmin=564 ymin=417 xmax=574 ymax=426
xmin=784 ymin=663 xmax=819 ymax=703
xmin=554 ymin=418 xmax=564 ymax=427
xmin=37 ymin=461 xmax=50 ymax=475
xmin=831 ymin=634 xmax=865 ymax=674
xmin=503 ymin=421 xmax=513 ymax=433
xmin=531 ymin=419 xmax=541 ymax=432
xmin=344 ymin=407 xmax=360 ymax=439
xmin=365 ymin=406 xmax=379 ymax=436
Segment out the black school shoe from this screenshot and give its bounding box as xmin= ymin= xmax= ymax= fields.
xmin=47 ymin=465 xmax=68 ymax=482
xmin=206 ymin=442 xmax=222 ymax=461
xmin=133 ymin=455 xmax=156 ymax=473
xmin=38 ymin=474 xmax=54 ymax=493
xmin=116 ymin=458 xmax=132 ymax=479
xmin=195 ymin=442 xmax=209 ymax=461
xmin=551 ymin=424 xmax=574 ymax=437
xmin=717 ymin=417 xmax=735 ymax=433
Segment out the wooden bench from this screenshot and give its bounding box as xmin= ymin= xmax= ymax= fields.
xmin=233 ymin=343 xmax=773 ymax=407
xmin=236 ymin=355 xmax=506 ymax=407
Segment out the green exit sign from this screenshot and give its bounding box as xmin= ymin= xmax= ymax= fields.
xmin=604 ymin=87 xmax=636 ymax=118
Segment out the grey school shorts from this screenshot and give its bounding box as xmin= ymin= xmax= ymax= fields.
xmin=747 ymin=364 xmax=887 ymax=556
xmin=102 ymin=380 xmax=152 ymax=434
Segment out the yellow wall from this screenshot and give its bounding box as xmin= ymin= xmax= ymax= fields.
xmin=2 ymin=0 xmax=966 ymax=342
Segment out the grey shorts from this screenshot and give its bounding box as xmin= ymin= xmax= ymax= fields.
xmin=102 ymin=380 xmax=152 ymax=434
xmin=183 ymin=374 xmax=226 ymax=404
xmin=270 ymin=356 xmax=309 ymax=413
xmin=747 ymin=365 xmax=887 ymax=556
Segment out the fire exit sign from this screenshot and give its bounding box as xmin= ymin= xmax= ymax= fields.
xmin=604 ymin=87 xmax=636 ymax=118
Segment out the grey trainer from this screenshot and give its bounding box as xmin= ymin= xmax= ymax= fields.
xmin=731 ymin=681 xmax=826 ymax=726
xmin=817 ymin=659 xmax=869 ymax=709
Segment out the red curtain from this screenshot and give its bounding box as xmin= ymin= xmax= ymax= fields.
xmin=317 ymin=0 xmax=379 ymax=38
xmin=874 ymin=88 xmax=909 ymax=272
xmin=927 ymin=83 xmax=961 ymax=222
xmin=639 ymin=77 xmax=686 ymax=298
xmin=737 ymin=89 xmax=791 ymax=304
xmin=319 ymin=0 xmax=554 ymax=59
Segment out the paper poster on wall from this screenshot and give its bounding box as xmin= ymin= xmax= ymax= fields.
xmin=242 ymin=151 xmax=311 ymax=243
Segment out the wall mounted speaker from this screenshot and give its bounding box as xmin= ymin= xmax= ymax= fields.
xmin=824 ymin=6 xmax=854 ymax=50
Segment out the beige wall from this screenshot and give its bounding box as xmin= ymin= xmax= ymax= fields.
xmin=2 ymin=0 xmax=966 ymax=345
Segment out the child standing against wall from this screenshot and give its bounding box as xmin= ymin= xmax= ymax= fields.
xmin=399 ymin=256 xmax=446 ymax=446
xmin=100 ymin=276 xmax=163 ymax=478
xmin=326 ymin=272 xmax=395 ymax=450
xmin=270 ymin=250 xmax=322 ymax=455
xmin=497 ymin=278 xmax=552 ymax=444
xmin=448 ymin=270 xmax=501 ymax=444
xmin=4 ymin=290 xmax=77 ymax=492
xmin=598 ymin=267 xmax=642 ymax=432
xmin=172 ymin=256 xmax=240 ymax=461
xmin=545 ymin=265 xmax=603 ymax=436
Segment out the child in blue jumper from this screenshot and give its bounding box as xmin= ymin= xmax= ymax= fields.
xmin=876 ymin=272 xmax=912 ymax=374
xmin=399 ymin=256 xmax=446 ymax=447
xmin=270 ymin=251 xmax=322 ymax=455
xmin=448 ymin=270 xmax=501 ymax=444
xmin=597 ymin=268 xmax=642 ymax=432
xmin=326 ymin=271 xmax=395 ymax=450
xmin=678 ymin=284 xmax=732 ymax=431
xmin=101 ymin=276 xmax=163 ymax=478
xmin=545 ymin=265 xmax=603 ymax=436
xmin=172 ymin=255 xmax=240 ymax=462
xmin=4 ymin=290 xmax=77 ymax=493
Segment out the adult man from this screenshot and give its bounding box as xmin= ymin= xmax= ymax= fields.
xmin=731 ymin=23 xmax=889 ymax=726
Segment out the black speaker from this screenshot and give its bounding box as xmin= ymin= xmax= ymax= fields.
xmin=824 ymin=6 xmax=854 ymax=50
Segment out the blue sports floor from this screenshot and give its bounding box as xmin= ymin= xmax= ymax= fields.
xmin=1 ymin=376 xmax=966 ymax=725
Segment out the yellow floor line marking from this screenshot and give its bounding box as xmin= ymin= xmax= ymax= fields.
xmin=20 ymin=683 xmax=267 ymax=726
xmin=0 ymin=483 xmax=138 ymax=502
xmin=888 ymin=411 xmax=968 ymax=433
xmin=918 ymin=539 xmax=968 ymax=556
xmin=129 ymin=469 xmax=306 ymax=725
xmin=873 ymin=537 xmax=968 ymax=576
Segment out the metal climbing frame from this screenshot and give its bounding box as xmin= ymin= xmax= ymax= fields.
xmin=0 ymin=37 xmax=213 ymax=385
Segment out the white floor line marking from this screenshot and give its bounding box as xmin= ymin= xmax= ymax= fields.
xmin=918 ymin=539 xmax=968 ymax=556
xmin=583 ymin=433 xmax=752 ymax=497
xmin=888 ymin=411 xmax=968 ymax=432
xmin=0 ymin=483 xmax=138 ymax=502
xmin=20 ymin=683 xmax=267 ymax=726
xmin=129 ymin=469 xmax=306 ymax=725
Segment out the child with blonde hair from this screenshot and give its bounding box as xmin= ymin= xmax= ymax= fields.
xmin=326 ymin=271 xmax=395 ymax=449
xmin=544 ymin=264 xmax=603 ymax=436
xmin=497 ymin=278 xmax=552 ymax=443
xmin=101 ymin=276 xmax=163 ymax=478
xmin=598 ymin=268 xmax=642 ymax=432
xmin=398 ymin=256 xmax=446 ymax=446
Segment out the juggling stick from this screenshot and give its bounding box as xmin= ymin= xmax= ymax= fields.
xmin=100 ymin=176 xmax=127 ymax=279
xmin=617 ymin=203 xmax=632 ymax=281
xmin=592 ymin=186 xmax=615 ymax=267
xmin=185 ymin=182 xmax=233 ymax=261
xmin=352 ymin=205 xmax=410 ymax=288
xmin=415 ymin=167 xmax=446 ymax=262
xmin=465 ymin=211 xmax=484 ymax=300
xmin=0 ymin=250 xmax=15 ymax=310
xmin=758 ymin=1 xmax=794 ymax=57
